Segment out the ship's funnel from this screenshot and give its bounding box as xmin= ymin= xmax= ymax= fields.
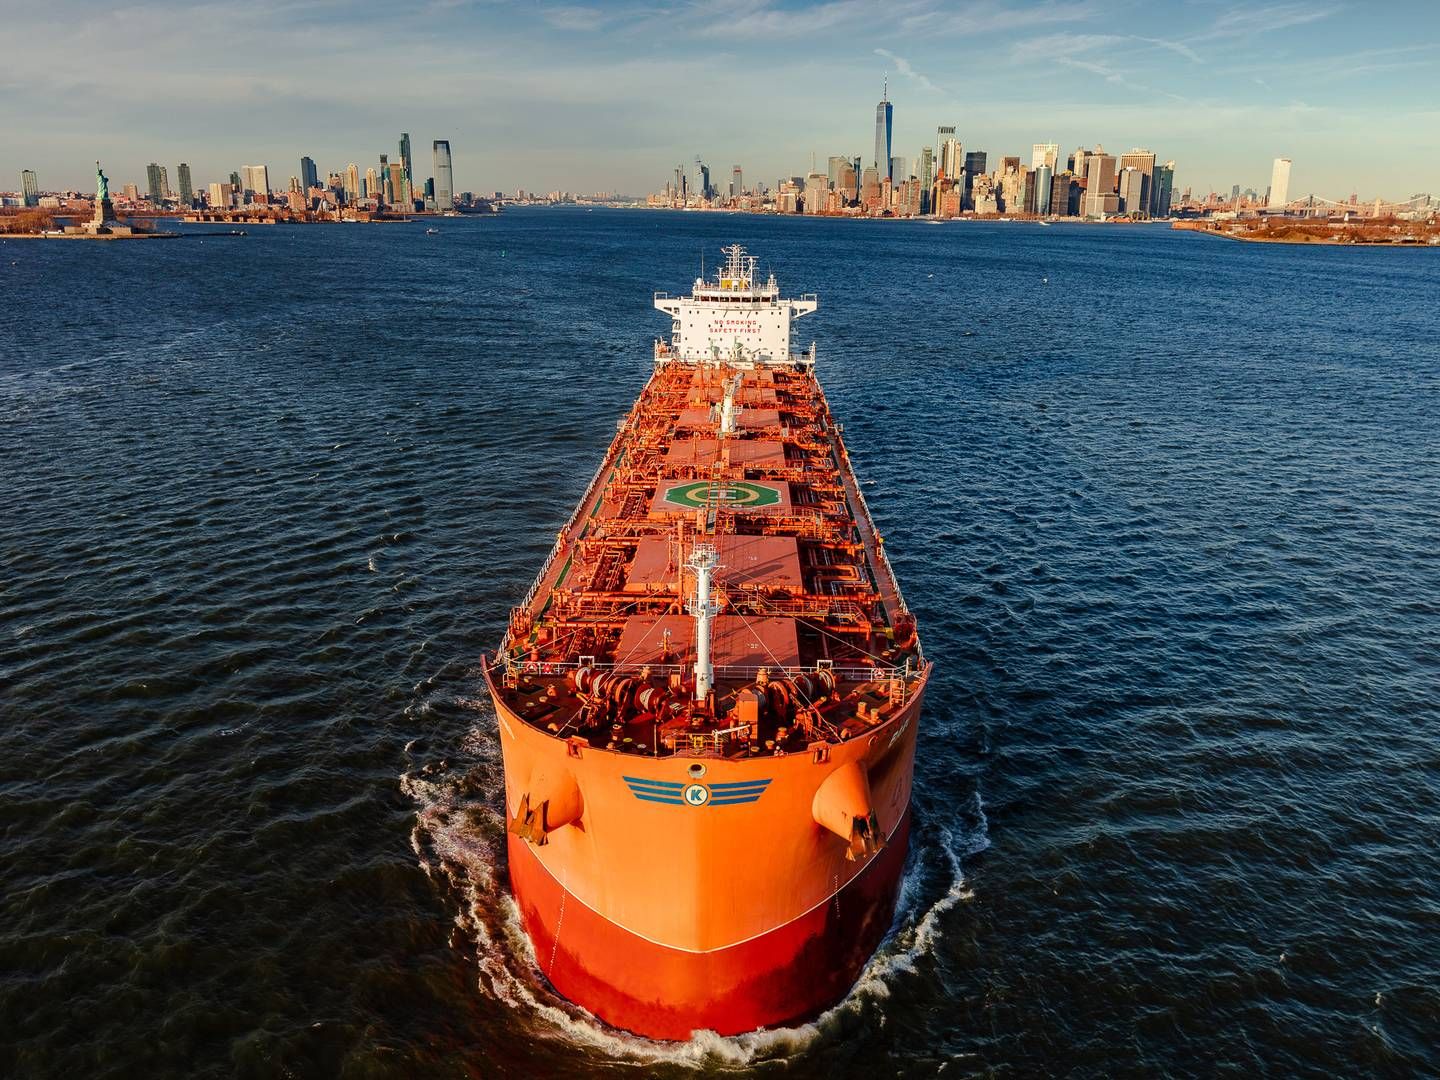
xmin=812 ymin=761 xmax=883 ymax=861
xmin=509 ymin=763 xmax=584 ymax=845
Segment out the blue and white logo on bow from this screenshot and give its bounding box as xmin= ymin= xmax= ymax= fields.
xmin=623 ymin=776 xmax=773 ymax=807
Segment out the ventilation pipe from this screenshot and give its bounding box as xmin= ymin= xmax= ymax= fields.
xmin=719 ymin=373 xmax=743 ymax=435
xmin=687 ymin=544 xmax=721 ymax=701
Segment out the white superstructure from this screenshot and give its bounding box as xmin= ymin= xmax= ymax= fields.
xmin=654 ymin=245 xmax=817 ymax=367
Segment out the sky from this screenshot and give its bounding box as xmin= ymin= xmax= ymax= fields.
xmin=4 ymin=0 xmax=1439 ymax=200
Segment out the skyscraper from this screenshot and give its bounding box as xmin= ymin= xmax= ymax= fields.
xmin=827 ymin=156 xmax=847 ymax=190
xmin=889 ymin=156 xmax=907 ymax=183
xmin=345 ymin=163 xmax=361 ymax=204
xmin=936 ymin=127 xmax=959 ymax=177
xmin=998 ymin=159 xmax=1024 ymax=214
xmin=20 ymin=169 xmax=38 ymax=207
xmin=731 ymin=165 xmax=743 ymax=198
xmin=389 ymin=161 xmax=407 ymax=207
xmin=804 ymin=172 xmax=827 ymax=215
xmin=1083 ymin=153 xmax=1118 ymax=218
xmin=1032 ymin=143 xmax=1059 ymax=171
xmin=365 ymin=167 xmax=378 ymax=201
xmin=146 ymin=163 xmax=165 ymax=203
xmin=207 ymin=182 xmax=229 ymax=208
xmin=241 ymin=164 xmax=270 ymax=198
xmin=860 ymin=166 xmax=882 ymax=209
xmin=1152 ymin=162 xmax=1175 ymax=218
xmin=1034 ymin=164 xmax=1053 ymax=217
xmin=962 ymin=150 xmax=986 ymax=209
xmin=917 ymin=146 xmax=934 ymax=214
xmin=1119 ymin=148 xmax=1157 ymax=218
xmin=874 ymin=80 xmax=893 ymax=179
xmin=1117 ymin=168 xmax=1146 ymax=215
xmin=399 ymin=133 xmax=413 ymax=190
xmin=300 ymin=156 xmax=319 ymax=190
xmin=1269 ymin=157 xmax=1292 ymax=208
xmin=176 ymin=163 xmax=193 ymax=207
xmin=432 ymin=141 xmax=453 ymax=210
xmin=1049 ymin=172 xmax=1076 ymax=217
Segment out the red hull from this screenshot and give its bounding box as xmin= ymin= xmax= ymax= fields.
xmin=507 ymin=811 xmax=911 ymax=1040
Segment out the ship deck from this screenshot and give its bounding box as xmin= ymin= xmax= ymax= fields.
xmin=495 ymin=358 xmax=924 ymax=758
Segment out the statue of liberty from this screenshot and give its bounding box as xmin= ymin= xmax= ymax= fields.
xmin=96 ymin=161 xmax=110 ymax=202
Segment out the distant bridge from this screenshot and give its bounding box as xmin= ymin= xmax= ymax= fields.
xmin=1278 ymin=192 xmax=1433 ymax=216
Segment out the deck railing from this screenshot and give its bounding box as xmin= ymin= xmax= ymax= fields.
xmin=837 ymin=440 xmax=910 ymax=619
xmin=514 ymin=442 xmax=623 ymax=618
xmin=506 ymin=657 xmax=912 ymax=684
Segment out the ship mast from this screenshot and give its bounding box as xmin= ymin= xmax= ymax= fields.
xmin=687 ymin=545 xmax=721 ymax=702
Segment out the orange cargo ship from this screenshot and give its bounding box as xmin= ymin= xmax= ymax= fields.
xmin=485 ymin=246 xmax=929 ymax=1040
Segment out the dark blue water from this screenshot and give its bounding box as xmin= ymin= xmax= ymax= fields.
xmin=3 ymin=210 xmax=1438 ymax=1078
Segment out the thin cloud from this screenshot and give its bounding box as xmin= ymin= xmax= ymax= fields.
xmin=1009 ymin=32 xmax=1123 ymax=63
xmin=1334 ymin=59 xmax=1434 ymax=78
xmin=1058 ymin=56 xmax=1127 ymax=85
xmin=900 ymin=0 xmax=1097 ymax=37
xmin=874 ymin=48 xmax=944 ymax=93
xmin=1011 ymin=30 xmax=1203 ymax=65
xmin=1057 ymin=55 xmax=1192 ymax=103
xmin=543 ymin=6 xmax=608 ymax=32
xmin=1134 ymin=36 xmax=1203 ymax=64
xmin=695 ymin=0 xmax=898 ymax=40
xmin=1199 ymin=3 xmax=1340 ymax=40
xmin=1219 ymin=43 xmax=1439 ymax=87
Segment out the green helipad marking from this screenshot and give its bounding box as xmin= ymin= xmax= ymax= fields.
xmin=662 ymin=480 xmax=781 ymax=509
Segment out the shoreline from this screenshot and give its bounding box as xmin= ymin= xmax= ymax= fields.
xmin=1169 ymin=218 xmax=1440 ymax=249
xmin=1 ymin=231 xmax=180 ymax=241
xmin=1175 ymin=226 xmax=1439 ymax=248
xmin=1231 ymin=234 xmax=1437 ymax=247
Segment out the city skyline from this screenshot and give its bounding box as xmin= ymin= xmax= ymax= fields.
xmin=5 ymin=1 xmax=1439 ymax=199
